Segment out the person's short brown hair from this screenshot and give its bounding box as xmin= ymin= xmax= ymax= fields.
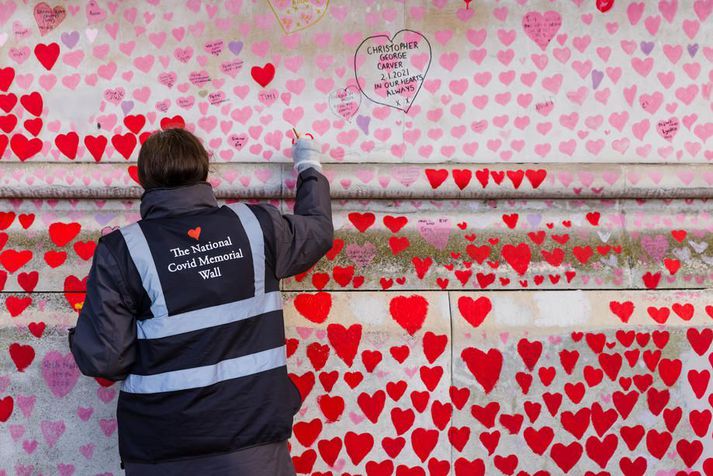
xmin=137 ymin=127 xmax=210 ymax=189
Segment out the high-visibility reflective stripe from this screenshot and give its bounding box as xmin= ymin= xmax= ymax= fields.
xmin=136 ymin=291 xmax=283 ymax=340
xmin=120 ymin=345 xmax=287 ymax=394
xmin=120 ymin=222 xmax=168 ymax=318
xmin=225 ymin=203 xmax=265 ymax=295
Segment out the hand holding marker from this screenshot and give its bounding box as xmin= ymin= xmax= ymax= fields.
xmin=291 ymin=127 xmax=322 ymax=174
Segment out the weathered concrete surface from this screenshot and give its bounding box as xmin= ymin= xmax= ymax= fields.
xmin=1 ymin=198 xmax=713 ymax=295
xmin=4 ymin=163 xmax=713 ymax=199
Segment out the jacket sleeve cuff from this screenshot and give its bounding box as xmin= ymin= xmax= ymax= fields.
xmin=297 ymin=166 xmax=326 ymax=184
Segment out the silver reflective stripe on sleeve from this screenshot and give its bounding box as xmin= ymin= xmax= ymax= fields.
xmin=136 ymin=290 xmax=283 ymax=339
xmin=225 ymin=202 xmax=265 ymax=295
xmin=119 ymin=222 xmax=168 ymax=318
xmin=120 ymin=345 xmax=287 ymax=394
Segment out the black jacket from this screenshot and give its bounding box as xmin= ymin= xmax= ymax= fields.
xmin=68 ymin=167 xmax=332 ymax=471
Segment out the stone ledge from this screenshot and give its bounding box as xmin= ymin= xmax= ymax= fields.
xmin=2 ymin=162 xmax=713 ymax=199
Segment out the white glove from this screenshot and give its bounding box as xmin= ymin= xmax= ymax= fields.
xmin=292 ymin=137 xmax=322 ymax=174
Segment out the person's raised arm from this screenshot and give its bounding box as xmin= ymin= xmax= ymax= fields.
xmin=254 ymin=137 xmax=333 ymax=279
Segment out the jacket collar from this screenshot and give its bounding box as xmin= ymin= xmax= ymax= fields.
xmin=139 ymin=182 xmax=219 ymax=220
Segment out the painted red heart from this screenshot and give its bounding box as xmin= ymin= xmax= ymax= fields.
xmin=550 ymin=442 xmax=582 ymax=473
xmin=316 ymin=436 xmax=341 ymax=466
xmin=289 ymin=371 xmax=314 ymax=403
xmin=425 ymin=169 xmax=448 ymax=189
xmin=327 ymin=323 xmax=361 ymax=367
xmin=55 ymin=132 xmax=79 ymax=159
xmin=49 ymin=222 xmax=81 ymax=247
xmin=73 ymin=240 xmax=97 ymax=260
xmin=646 ymin=429 xmax=671 ymax=459
xmin=501 ymin=243 xmax=531 ymax=275
xmin=517 ymin=338 xmax=543 ymax=371
xmin=160 ymin=114 xmax=186 ymax=129
xmin=19 ymin=92 xmax=43 ymax=116
xmin=294 ymin=292 xmax=331 ymax=323
xmin=250 ymin=63 xmax=275 ymax=87
xmin=390 ymin=406 xmax=415 ymax=436
xmin=585 ymin=434 xmax=617 ymax=468
xmin=34 ymin=42 xmax=60 ymax=70
xmin=0 ymin=396 xmax=13 ymax=422
xmin=306 ymin=342 xmax=329 ymax=371
xmin=317 ymin=394 xmax=344 ymax=422
xmin=383 ymin=215 xmax=408 ymax=233
xmin=291 ymin=449 xmax=316 ymax=473
xmin=389 ymin=295 xmax=428 ymax=335
xmin=63 ymin=275 xmax=87 ymax=312
xmin=386 ymin=380 xmax=407 ymax=402
xmin=411 ymin=256 xmax=433 ymax=279
xmin=457 ymin=296 xmax=492 ymax=327
xmin=609 ymin=300 xmax=634 ymax=323
xmin=525 ymin=169 xmax=547 ymax=188
xmin=687 ymin=328 xmax=712 ymax=355
xmin=325 ymin=238 xmax=344 ymax=260
xmin=410 ymin=427 xmax=438 ymax=463
xmin=293 ymin=418 xmax=322 ymax=447
xmin=6 ymin=295 xmax=32 ymax=317
xmin=596 ymin=0 xmax=615 ymax=13
xmin=0 ymin=114 xmax=17 ymax=132
xmin=419 ymin=365 xmax=443 ymax=391
xmin=506 ymin=169 xmax=525 ymax=188
xmin=9 ymin=342 xmax=35 ymax=371
xmin=332 ymin=265 xmax=354 ymax=287
xmin=344 ymin=431 xmax=374 ymax=465
xmin=461 ymin=347 xmax=502 ymax=394
xmin=17 ymin=271 xmax=38 ymax=292
xmin=388 ymin=236 xmax=410 ymax=255
xmin=452 ymin=169 xmax=472 ymax=190
xmin=347 ymin=212 xmax=375 ymax=232
xmin=361 ymin=349 xmax=382 ymax=372
xmin=357 ymin=389 xmax=384 ymax=424
xmin=0 ymin=249 xmax=33 ymax=273
xmin=123 ymin=114 xmax=146 ymax=134
xmin=44 ymin=250 xmax=66 ymax=268
xmin=111 ymin=132 xmax=137 ymax=159
xmin=21 ymin=118 xmax=41 ymax=137
xmin=9 ymin=134 xmax=42 ymax=161
xmin=423 ymin=331 xmax=447 ymax=363
xmin=0 ymin=67 xmax=14 ymax=92
xmin=84 ymin=134 xmax=108 ymax=162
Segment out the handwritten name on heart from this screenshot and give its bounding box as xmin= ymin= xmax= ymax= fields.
xmin=41 ymin=351 xmax=79 ymax=398
xmin=354 ymin=29 xmax=431 ymax=112
xmin=33 ymin=2 xmax=66 ymax=36
xmin=522 ymin=10 xmax=562 ymax=50
xmin=328 ymin=86 xmax=361 ymax=122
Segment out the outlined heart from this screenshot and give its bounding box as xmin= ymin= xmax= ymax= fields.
xmin=267 ymin=0 xmax=329 ymax=34
xmin=354 ymin=29 xmax=432 ymax=112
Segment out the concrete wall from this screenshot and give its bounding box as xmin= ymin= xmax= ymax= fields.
xmin=0 ymin=0 xmax=712 ymax=474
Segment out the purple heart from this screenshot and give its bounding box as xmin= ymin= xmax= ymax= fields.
xmin=526 ymin=213 xmax=542 ymax=228
xmin=356 ymin=115 xmax=370 ymax=135
xmin=61 ymin=31 xmax=79 ymax=49
xmin=228 ymin=41 xmax=243 ymax=56
xmin=640 ymin=41 xmax=654 ymax=55
xmin=591 ymin=69 xmax=604 ymax=89
xmin=687 ymin=43 xmax=698 ymax=57
xmin=121 ymin=100 xmax=134 ymax=115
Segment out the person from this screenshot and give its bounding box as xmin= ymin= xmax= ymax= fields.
xmin=67 ymin=126 xmax=333 ymax=475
